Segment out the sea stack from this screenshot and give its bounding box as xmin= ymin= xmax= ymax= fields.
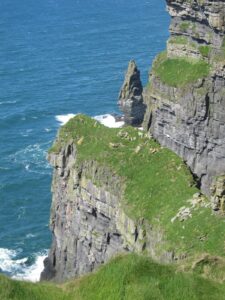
xmin=118 ymin=60 xmax=145 ymax=126
xmin=41 ymin=0 xmax=225 ymax=285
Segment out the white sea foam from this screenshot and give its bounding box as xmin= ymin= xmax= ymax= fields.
xmin=10 ymin=142 xmax=51 ymax=175
xmin=56 ymin=113 xmax=124 ymax=128
xmin=0 ymin=100 xmax=17 ymax=105
xmin=94 ymin=114 xmax=124 ymax=128
xmin=55 ymin=113 xmax=76 ymax=125
xmin=25 ymin=233 xmax=36 ymax=239
xmin=12 ymin=253 xmax=47 ymax=282
xmin=0 ymin=166 xmax=10 ymax=170
xmin=0 ymin=248 xmax=47 ymax=282
xmin=44 ymin=128 xmax=51 ymax=132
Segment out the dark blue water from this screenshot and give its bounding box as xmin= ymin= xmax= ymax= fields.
xmin=0 ymin=0 xmax=169 ymax=280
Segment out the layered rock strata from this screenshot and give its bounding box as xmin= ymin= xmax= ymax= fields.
xmin=42 ymin=0 xmax=225 ymax=284
xmin=118 ymin=60 xmax=145 ymax=126
xmin=143 ymin=0 xmax=225 ymax=196
xmin=41 ymin=142 xmax=171 ymax=282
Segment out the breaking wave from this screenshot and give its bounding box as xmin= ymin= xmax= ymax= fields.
xmin=0 ymin=248 xmax=47 ymax=282
xmin=56 ymin=113 xmax=124 ymax=128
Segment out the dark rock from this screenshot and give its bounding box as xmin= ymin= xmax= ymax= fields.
xmin=118 ymin=60 xmax=145 ymax=126
xmin=41 ymin=144 xmax=171 ymax=282
xmin=143 ymin=0 xmax=225 ymax=196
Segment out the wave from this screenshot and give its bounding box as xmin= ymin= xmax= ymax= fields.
xmin=0 ymin=166 xmax=10 ymax=170
xmin=0 ymin=100 xmax=17 ymax=105
xmin=9 ymin=142 xmax=51 ymax=175
xmin=94 ymin=114 xmax=124 ymax=128
xmin=0 ymin=248 xmax=47 ymax=282
xmin=55 ymin=114 xmax=76 ymax=125
xmin=56 ymin=113 xmax=124 ymax=128
xmin=44 ymin=128 xmax=51 ymax=132
xmin=25 ymin=233 xmax=36 ymax=239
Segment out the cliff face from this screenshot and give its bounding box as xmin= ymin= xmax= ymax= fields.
xmin=41 ymin=149 xmax=149 ymax=282
xmin=41 ymin=119 xmax=177 ymax=282
xmin=42 ymin=1 xmax=225 ymax=283
xmin=42 ymin=115 xmax=225 ymax=283
xmin=143 ymin=0 xmax=225 ymax=196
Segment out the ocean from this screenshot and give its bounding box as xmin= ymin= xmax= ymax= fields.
xmin=0 ymin=0 xmax=169 ymax=281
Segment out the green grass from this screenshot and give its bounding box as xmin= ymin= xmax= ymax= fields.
xmin=199 ymin=45 xmax=211 ymax=57
xmin=179 ymin=22 xmax=191 ymax=32
xmin=0 ymin=275 xmax=66 ymax=300
xmin=49 ymin=114 xmax=198 ymax=223
xmin=152 ymin=52 xmax=210 ymax=87
xmin=1 ymin=254 xmax=225 ymax=300
xmin=49 ymin=115 xmax=225 ymax=258
xmin=168 ymin=36 xmax=188 ymax=45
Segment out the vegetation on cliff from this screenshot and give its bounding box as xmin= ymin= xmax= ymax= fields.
xmin=49 ymin=115 xmax=225 ymax=259
xmin=152 ymin=52 xmax=210 ymax=87
xmin=50 ymin=115 xmax=197 ymax=222
xmin=1 ymin=254 xmax=225 ymax=300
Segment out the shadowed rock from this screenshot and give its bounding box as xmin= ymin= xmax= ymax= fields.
xmin=143 ymin=0 xmax=225 ymax=196
xmin=118 ymin=60 xmax=145 ymax=126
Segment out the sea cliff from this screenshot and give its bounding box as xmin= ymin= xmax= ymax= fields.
xmin=42 ymin=0 xmax=225 ymax=283
xmin=42 ymin=115 xmax=225 ymax=282
xmin=143 ymin=0 xmax=225 ymax=198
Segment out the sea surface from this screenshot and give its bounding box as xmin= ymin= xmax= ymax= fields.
xmin=0 ymin=0 xmax=169 ymax=281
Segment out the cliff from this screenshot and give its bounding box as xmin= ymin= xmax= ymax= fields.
xmin=42 ymin=115 xmax=225 ymax=282
xmin=41 ymin=0 xmax=225 ymax=284
xmin=142 ymin=0 xmax=225 ymax=199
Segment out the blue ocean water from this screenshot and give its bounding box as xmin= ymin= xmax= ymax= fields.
xmin=0 ymin=0 xmax=169 ymax=280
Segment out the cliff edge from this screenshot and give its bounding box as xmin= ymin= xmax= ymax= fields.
xmin=143 ymin=0 xmax=225 ymax=199
xmin=41 ymin=115 xmax=225 ymax=282
xmin=42 ymin=0 xmax=225 ymax=284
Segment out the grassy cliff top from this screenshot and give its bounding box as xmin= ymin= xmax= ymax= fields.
xmin=152 ymin=51 xmax=210 ymax=87
xmin=50 ymin=114 xmax=198 ymax=221
xmin=49 ymin=115 xmax=225 ymax=258
xmin=1 ymin=254 xmax=225 ymax=300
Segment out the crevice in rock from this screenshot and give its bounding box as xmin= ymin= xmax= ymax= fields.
xmin=134 ymin=227 xmax=138 ymax=242
xmin=92 ymin=208 xmax=97 ymax=218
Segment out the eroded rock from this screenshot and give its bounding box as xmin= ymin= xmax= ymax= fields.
xmin=143 ymin=0 xmax=225 ymax=196
xmin=118 ymin=60 xmax=146 ymax=126
xmin=211 ymin=175 xmax=225 ymax=212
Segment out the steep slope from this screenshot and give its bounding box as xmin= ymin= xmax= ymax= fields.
xmin=41 ymin=115 xmax=225 ymax=282
xmin=143 ymin=0 xmax=225 ymax=198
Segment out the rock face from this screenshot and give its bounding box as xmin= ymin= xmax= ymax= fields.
xmin=118 ymin=60 xmax=145 ymax=126
xmin=42 ymin=0 xmax=225 ymax=283
xmin=41 ymin=142 xmax=172 ymax=282
xmin=211 ymin=175 xmax=225 ymax=212
xmin=143 ymin=0 xmax=225 ymax=196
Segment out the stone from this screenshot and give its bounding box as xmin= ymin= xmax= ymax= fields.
xmin=118 ymin=60 xmax=146 ymax=126
xmin=41 ymin=144 xmax=171 ymax=282
xmin=142 ymin=0 xmax=225 ymax=196
xmin=211 ymin=175 xmax=225 ymax=212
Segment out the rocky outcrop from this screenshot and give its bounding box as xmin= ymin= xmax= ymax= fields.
xmin=118 ymin=60 xmax=145 ymax=126
xmin=211 ymin=175 xmax=225 ymax=212
xmin=42 ymin=0 xmax=225 ymax=284
xmin=41 ymin=142 xmax=172 ymax=282
xmin=143 ymin=0 xmax=225 ymax=197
